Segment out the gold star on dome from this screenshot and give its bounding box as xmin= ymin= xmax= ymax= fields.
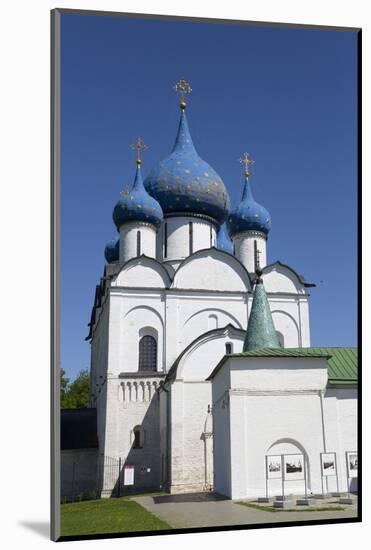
xmin=239 ymin=152 xmax=255 ymax=177
xmin=120 ymin=185 xmax=131 ymax=197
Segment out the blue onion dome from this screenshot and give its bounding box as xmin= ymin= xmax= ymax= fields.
xmin=226 ymin=174 xmax=271 ymax=238
xmin=104 ymin=238 xmax=119 ymax=263
xmin=217 ymin=224 xmax=233 ymax=254
xmin=144 ymin=106 xmax=230 ymax=226
xmin=112 ymin=162 xmax=163 ymax=230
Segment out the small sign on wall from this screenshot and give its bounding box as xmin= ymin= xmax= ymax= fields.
xmin=124 ymin=464 xmax=135 ymax=485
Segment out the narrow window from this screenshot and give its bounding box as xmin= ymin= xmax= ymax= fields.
xmin=189 ymin=222 xmax=193 ymax=255
xmin=133 ymin=426 xmax=144 ymax=449
xmin=233 ymin=242 xmax=235 ymax=256
xmin=164 ymin=222 xmax=168 ymax=259
xmin=138 ymin=335 xmax=157 ymax=371
xmin=225 ymin=342 xmax=233 ymax=354
xmin=210 ymin=225 xmax=212 ymax=247
xmin=137 ymin=230 xmax=141 ymax=256
xmin=254 ymin=239 xmax=258 ymax=270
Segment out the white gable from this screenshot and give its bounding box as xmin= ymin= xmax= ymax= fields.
xmin=262 ymin=263 xmax=306 ymax=294
xmin=176 ymin=327 xmax=244 ymax=381
xmin=113 ymin=257 xmax=170 ymax=288
xmin=172 ymin=248 xmax=250 ymax=292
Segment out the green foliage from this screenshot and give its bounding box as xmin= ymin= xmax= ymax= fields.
xmin=60 ymin=497 xmax=172 ymax=536
xmin=61 ymin=369 xmax=90 ymax=409
xmin=60 ymin=369 xmax=70 ymax=401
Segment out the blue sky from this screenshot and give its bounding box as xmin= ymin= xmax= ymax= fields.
xmin=61 ymin=13 xmax=358 ymax=380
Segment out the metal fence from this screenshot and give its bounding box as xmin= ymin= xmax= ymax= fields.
xmin=61 ymin=455 xmax=136 ymax=503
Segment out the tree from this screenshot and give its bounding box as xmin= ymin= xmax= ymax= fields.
xmin=61 ymin=369 xmax=90 ymax=408
xmin=60 ymin=368 xmax=70 ymax=402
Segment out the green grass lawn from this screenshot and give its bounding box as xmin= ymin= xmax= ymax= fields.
xmin=60 ymin=496 xmax=172 ymax=536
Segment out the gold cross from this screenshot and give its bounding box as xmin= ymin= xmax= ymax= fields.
xmin=130 ymin=136 xmax=148 ymax=165
xmin=173 ymin=79 xmax=192 ymax=109
xmin=239 ymin=152 xmax=255 ymax=177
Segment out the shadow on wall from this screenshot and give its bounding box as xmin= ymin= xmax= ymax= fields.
xmin=97 ymin=393 xmax=164 ymax=498
xmin=350 ymin=478 xmax=358 ymax=492
xmin=152 ymin=492 xmax=227 ymax=504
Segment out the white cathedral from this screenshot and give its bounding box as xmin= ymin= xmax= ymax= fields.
xmin=62 ymin=81 xmax=357 ymax=501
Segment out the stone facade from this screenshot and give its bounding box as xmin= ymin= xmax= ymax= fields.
xmin=88 ymin=238 xmax=316 ymax=495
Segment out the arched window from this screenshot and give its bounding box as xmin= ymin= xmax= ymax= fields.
xmin=138 ymin=335 xmax=157 ymax=371
xmin=225 ymin=342 xmax=233 ymax=354
xmin=133 ymin=425 xmax=144 ymax=449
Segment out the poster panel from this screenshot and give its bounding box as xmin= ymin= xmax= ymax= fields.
xmin=284 ymin=453 xmax=304 ymax=480
xmin=346 ymin=452 xmax=358 ymax=478
xmin=321 ymin=452 xmax=337 ymax=477
xmin=124 ymin=464 xmax=135 ymax=485
xmin=266 ymin=455 xmax=282 ymax=479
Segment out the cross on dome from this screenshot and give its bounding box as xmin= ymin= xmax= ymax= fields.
xmin=130 ymin=136 xmax=148 ymax=165
xmin=239 ymin=152 xmax=255 ymax=177
xmin=173 ymin=79 xmax=192 ymax=110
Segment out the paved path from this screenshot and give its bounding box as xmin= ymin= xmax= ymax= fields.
xmin=133 ymin=493 xmax=358 ymax=529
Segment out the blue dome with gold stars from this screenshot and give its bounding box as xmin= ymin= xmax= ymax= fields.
xmin=144 ymin=108 xmax=230 ymax=225
xmin=226 ymin=175 xmax=271 ymax=237
xmin=113 ymin=163 xmax=163 ymax=230
xmin=104 ymin=238 xmax=119 ymax=263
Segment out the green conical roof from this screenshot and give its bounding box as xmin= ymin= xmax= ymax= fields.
xmin=243 ymin=278 xmax=280 ymax=352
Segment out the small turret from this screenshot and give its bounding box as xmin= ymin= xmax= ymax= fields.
xmin=112 ymin=137 xmax=163 ymax=264
xmin=226 ymin=153 xmax=271 ymax=273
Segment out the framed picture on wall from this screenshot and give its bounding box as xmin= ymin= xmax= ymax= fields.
xmin=320 ymin=452 xmax=337 ymax=477
xmin=346 ymin=451 xmax=358 ymax=478
xmin=266 ymin=455 xmax=282 ymax=479
xmin=284 ymin=454 xmax=304 ymax=481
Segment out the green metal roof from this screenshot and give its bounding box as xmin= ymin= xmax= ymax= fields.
xmin=307 ymin=347 xmax=357 ymax=385
xmin=208 ymin=347 xmax=358 ymax=384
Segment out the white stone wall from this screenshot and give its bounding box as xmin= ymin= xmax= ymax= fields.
xmin=100 ymin=375 xmax=164 ymax=495
xmin=90 ymin=248 xmax=313 ymax=495
xmin=211 ymin=356 xmax=357 ymax=499
xmin=119 ymin=223 xmax=157 ymax=263
xmin=322 ymin=386 xmax=358 ymax=493
xmin=168 ymin=381 xmax=214 ymax=493
xmin=98 ymin=251 xmax=310 ymax=378
xmin=232 ymin=233 xmax=267 ymax=273
xmin=158 ymin=215 xmax=217 ymax=262
xmin=211 ymin=365 xmax=231 ymax=497
xmin=178 ymin=330 xmax=244 ymax=381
